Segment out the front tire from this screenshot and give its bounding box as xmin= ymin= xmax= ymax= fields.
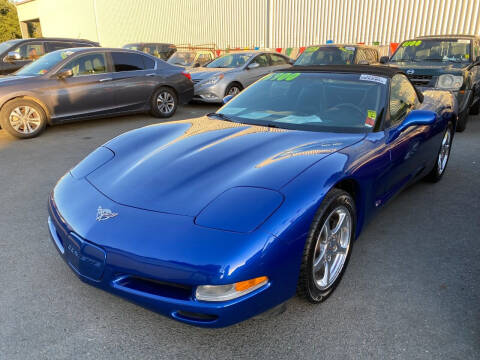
xmin=150 ymin=87 xmax=178 ymax=118
xmin=0 ymin=99 xmax=47 ymax=139
xmin=425 ymin=122 xmax=453 ymax=183
xmin=297 ymin=188 xmax=355 ymax=303
xmin=456 ymin=110 xmax=468 ymax=132
xmin=225 ymin=82 xmax=242 ymax=97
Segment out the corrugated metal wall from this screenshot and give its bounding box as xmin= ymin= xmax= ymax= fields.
xmin=18 ymin=0 xmax=480 ymax=48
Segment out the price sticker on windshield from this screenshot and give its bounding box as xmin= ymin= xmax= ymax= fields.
xmin=265 ymin=72 xmax=301 ymax=81
xmin=365 ymin=110 xmax=377 ymax=128
xmin=359 ymin=74 xmax=387 ymax=84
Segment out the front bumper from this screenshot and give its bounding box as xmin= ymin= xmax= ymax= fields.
xmin=192 ymin=81 xmax=227 ymax=103
xmin=47 ymin=175 xmax=295 ymax=327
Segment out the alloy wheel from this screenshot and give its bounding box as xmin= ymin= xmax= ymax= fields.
xmin=157 ymin=92 xmax=175 ymax=114
xmin=9 ymin=106 xmax=41 ymax=134
xmin=227 ymin=86 xmax=240 ymax=96
xmin=312 ymin=206 xmax=352 ymax=290
xmin=437 ymin=127 xmax=452 ymax=175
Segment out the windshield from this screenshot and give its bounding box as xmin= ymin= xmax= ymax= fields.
xmin=123 ymin=44 xmax=139 ymax=51
xmin=216 ymin=72 xmax=387 ymax=133
xmin=206 ymin=53 xmax=252 ymax=68
xmin=15 ymin=50 xmax=74 ymax=76
xmin=295 ymin=46 xmax=356 ymax=65
xmin=0 ymin=40 xmax=21 ymax=55
xmin=167 ymin=51 xmax=195 ymax=66
xmin=390 ymin=39 xmax=471 ymax=63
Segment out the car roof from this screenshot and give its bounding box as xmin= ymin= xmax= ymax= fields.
xmin=16 ymin=37 xmax=97 ymax=43
xmin=278 ymin=65 xmax=403 ymax=78
xmin=416 ymin=34 xmax=479 ymax=40
xmin=124 ymin=42 xmax=175 ymax=47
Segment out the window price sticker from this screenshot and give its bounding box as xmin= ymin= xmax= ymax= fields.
xmin=359 ymin=74 xmax=387 ymax=84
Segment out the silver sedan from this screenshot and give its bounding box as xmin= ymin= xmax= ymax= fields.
xmin=189 ymin=51 xmax=292 ymax=103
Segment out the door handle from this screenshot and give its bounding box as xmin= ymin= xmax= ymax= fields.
xmin=99 ymin=78 xmax=112 ymax=82
xmin=145 ymin=73 xmax=156 ymax=77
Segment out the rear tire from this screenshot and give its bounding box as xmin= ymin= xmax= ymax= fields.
xmin=150 ymin=87 xmax=178 ymax=118
xmin=0 ymin=99 xmax=47 ymax=139
xmin=425 ymin=122 xmax=453 ymax=183
xmin=297 ymin=188 xmax=355 ymax=303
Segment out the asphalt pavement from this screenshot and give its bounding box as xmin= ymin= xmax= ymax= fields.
xmin=0 ymin=105 xmax=479 ymax=360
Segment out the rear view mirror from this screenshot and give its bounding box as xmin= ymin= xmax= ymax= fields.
xmin=56 ymin=69 xmax=73 ymax=79
xmin=379 ymin=56 xmax=389 ymax=64
xmin=4 ymin=52 xmax=21 ymax=62
xmin=222 ymin=95 xmax=234 ymax=104
xmin=388 ymin=110 xmax=436 ymax=143
xmin=247 ymin=62 xmax=260 ymax=70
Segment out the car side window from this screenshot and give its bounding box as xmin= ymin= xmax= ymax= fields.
xmin=61 ymin=53 xmax=107 ymax=76
xmin=368 ymin=49 xmax=378 ymax=62
xmin=251 ymin=54 xmax=270 ymax=67
xmin=196 ymin=54 xmax=212 ymax=66
xmin=269 ymin=54 xmax=289 ymax=65
xmin=355 ymin=49 xmax=368 ymax=63
xmin=142 ymin=55 xmax=155 ymax=70
xmin=11 ymin=42 xmax=45 ymax=61
xmin=111 ymin=52 xmax=145 ymax=72
xmin=389 ymin=74 xmax=419 ymax=127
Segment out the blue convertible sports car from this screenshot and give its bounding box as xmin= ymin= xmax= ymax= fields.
xmin=48 ymin=65 xmax=456 ymax=327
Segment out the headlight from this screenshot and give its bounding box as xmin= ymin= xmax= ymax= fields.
xmin=436 ymin=74 xmax=463 ymax=90
xmin=203 ymin=73 xmax=224 ymax=86
xmin=195 ymin=276 xmax=268 ymax=302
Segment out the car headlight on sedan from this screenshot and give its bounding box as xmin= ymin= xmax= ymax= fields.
xmin=203 ymin=73 xmax=224 ymax=86
xmin=436 ymin=74 xmax=463 ymax=90
xmin=196 ymin=276 xmax=269 ymax=301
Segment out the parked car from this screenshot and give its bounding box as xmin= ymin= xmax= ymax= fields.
xmin=167 ymin=50 xmax=215 ymax=68
xmin=0 ymin=48 xmax=193 ymax=139
xmin=48 ymin=65 xmax=456 ymax=327
xmin=122 ymin=43 xmax=176 ymax=61
xmin=0 ymin=37 xmax=99 ymax=75
xmin=189 ymin=50 xmax=292 ymax=103
xmin=295 ymin=44 xmax=379 ymax=66
xmin=383 ymin=34 xmax=480 ymax=132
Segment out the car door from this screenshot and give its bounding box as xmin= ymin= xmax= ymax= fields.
xmin=2 ymin=41 xmax=45 ymax=73
xmin=470 ymin=40 xmax=480 ymax=105
xmin=242 ymin=53 xmax=272 ymax=87
xmin=47 ymin=51 xmax=116 ymax=120
xmin=383 ymin=74 xmax=430 ymax=198
xmin=109 ymin=51 xmax=157 ymax=111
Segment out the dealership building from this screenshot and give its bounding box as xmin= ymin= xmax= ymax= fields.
xmin=15 ymin=0 xmax=480 ymax=49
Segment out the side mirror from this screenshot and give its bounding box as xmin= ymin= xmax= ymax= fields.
xmin=358 ymin=60 xmax=370 ymax=65
xmin=56 ymin=69 xmax=73 ymax=79
xmin=379 ymin=56 xmax=389 ymax=64
xmin=388 ymin=110 xmax=436 ymax=143
xmin=222 ymin=95 xmax=234 ymax=104
xmin=247 ymin=62 xmax=260 ymax=70
xmin=4 ymin=52 xmax=21 ymax=62
xmin=193 ymin=62 xmax=201 ymax=68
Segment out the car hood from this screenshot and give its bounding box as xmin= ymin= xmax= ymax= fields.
xmin=189 ymin=67 xmax=237 ymax=80
xmin=0 ymin=74 xmax=37 ymax=85
xmin=389 ymin=62 xmax=467 ymax=75
xmin=87 ymin=117 xmax=364 ymax=216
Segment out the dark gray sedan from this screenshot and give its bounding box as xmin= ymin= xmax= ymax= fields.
xmin=0 ymin=48 xmax=193 ymax=138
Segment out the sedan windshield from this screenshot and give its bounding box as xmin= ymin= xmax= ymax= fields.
xmin=0 ymin=40 xmax=21 ymax=55
xmin=15 ymin=50 xmax=75 ymax=76
xmin=167 ymin=51 xmax=196 ymax=66
xmin=295 ymin=46 xmax=356 ymax=65
xmin=216 ymin=72 xmax=387 ymax=133
xmin=390 ymin=39 xmax=471 ymax=63
xmin=206 ymin=53 xmax=251 ymax=68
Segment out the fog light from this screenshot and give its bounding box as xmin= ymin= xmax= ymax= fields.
xmin=200 ymin=93 xmax=217 ymax=99
xmin=195 ymin=276 xmax=268 ymax=302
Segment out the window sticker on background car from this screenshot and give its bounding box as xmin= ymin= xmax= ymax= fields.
xmin=339 ymin=47 xmax=354 ymax=54
xmin=359 ymin=74 xmax=387 ymax=84
xmin=220 ymin=107 xmax=245 ymax=115
xmin=402 ymin=40 xmax=422 ymax=47
xmin=457 ymin=39 xmax=470 ymax=43
xmin=365 ymin=110 xmax=376 ymax=127
xmin=240 ymin=112 xmax=271 ymax=120
xmin=465 ymin=54 xmax=470 ymax=59
xmin=265 ymin=72 xmax=301 ymax=81
xmin=276 ymin=114 xmax=322 ymax=124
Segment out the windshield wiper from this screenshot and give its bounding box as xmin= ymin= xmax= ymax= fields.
xmin=206 ymin=112 xmax=237 ymax=122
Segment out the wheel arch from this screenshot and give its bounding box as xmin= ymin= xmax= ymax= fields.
xmin=332 ymin=177 xmax=365 ymax=238
xmin=1 ymin=96 xmax=51 ymax=122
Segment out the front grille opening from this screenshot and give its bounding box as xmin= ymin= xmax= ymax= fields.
xmin=175 ymin=311 xmax=218 ymax=322
xmin=115 ymin=275 xmax=192 ymax=300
